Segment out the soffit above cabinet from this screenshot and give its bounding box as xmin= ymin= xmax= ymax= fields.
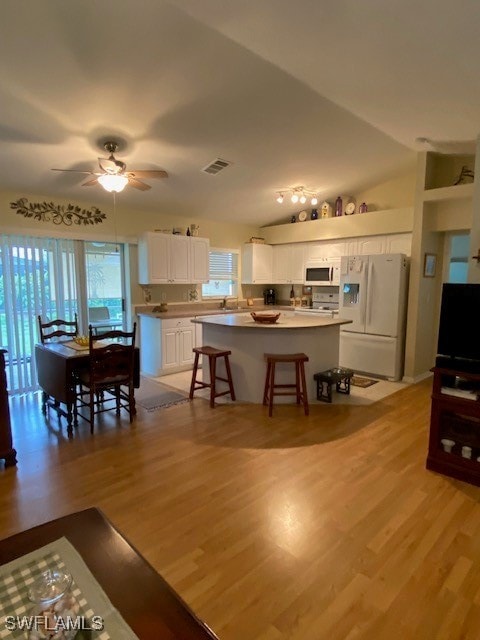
xmin=262 ymin=207 xmax=413 ymax=245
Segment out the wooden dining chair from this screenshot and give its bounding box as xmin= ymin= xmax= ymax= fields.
xmin=74 ymin=323 xmax=136 ymax=433
xmin=37 ymin=314 xmax=79 ymax=344
xmin=37 ymin=313 xmax=79 ymax=419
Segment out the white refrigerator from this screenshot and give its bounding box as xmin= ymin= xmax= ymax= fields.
xmin=338 ymin=254 xmax=408 ymax=381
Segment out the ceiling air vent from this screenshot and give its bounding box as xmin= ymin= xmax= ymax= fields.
xmin=202 ymin=158 xmax=232 ymax=175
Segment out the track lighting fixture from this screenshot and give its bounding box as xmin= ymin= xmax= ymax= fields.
xmin=275 ymin=186 xmax=319 ymax=207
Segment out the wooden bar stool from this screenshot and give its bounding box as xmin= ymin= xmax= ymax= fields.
xmin=189 ymin=346 xmax=236 ymax=408
xmin=263 ymin=353 xmax=309 ymax=417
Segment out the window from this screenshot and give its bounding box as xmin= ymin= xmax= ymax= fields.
xmin=447 ymin=234 xmax=469 ymax=283
xmin=201 ymin=249 xmax=238 ymax=298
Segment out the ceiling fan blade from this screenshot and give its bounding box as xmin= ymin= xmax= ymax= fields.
xmin=81 ymin=178 xmax=99 ymax=187
xmin=126 ymin=170 xmax=168 ymax=179
xmin=51 ymin=168 xmax=96 ymax=175
xmin=128 ymin=177 xmax=151 ymax=191
xmin=98 ymin=157 xmax=125 ymax=174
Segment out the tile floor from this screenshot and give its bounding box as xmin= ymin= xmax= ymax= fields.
xmin=154 ymin=369 xmax=409 ymax=406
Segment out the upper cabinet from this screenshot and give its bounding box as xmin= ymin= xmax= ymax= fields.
xmin=305 ymin=241 xmax=346 ymax=261
xmin=241 ymin=243 xmax=273 ymax=284
xmin=384 ymin=233 xmax=412 ymax=255
xmin=138 ymin=232 xmax=210 ymax=285
xmin=272 ymin=244 xmax=304 ymax=284
xmin=190 ymin=237 xmax=210 ymax=283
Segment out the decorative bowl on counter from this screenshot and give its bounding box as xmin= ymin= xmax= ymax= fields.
xmin=250 ymin=312 xmax=281 ymax=324
xmin=73 ymin=335 xmax=89 ymax=346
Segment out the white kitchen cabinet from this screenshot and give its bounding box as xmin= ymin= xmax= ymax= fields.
xmin=241 ymin=243 xmax=273 ymax=284
xmin=272 ymin=244 xmax=304 ymax=284
xmin=190 ymin=236 xmax=210 ymax=283
xmin=324 ymin=241 xmax=347 ymax=258
xmin=161 ymin=318 xmax=195 ymax=372
xmin=138 ymin=232 xmax=209 ymax=284
xmin=356 ymin=236 xmax=386 ymax=255
xmin=385 ymin=233 xmax=412 ymax=256
xmin=139 ymin=314 xmax=196 ymax=376
xmin=345 ymin=240 xmax=358 ymax=256
xmin=304 ymin=242 xmax=326 ymax=261
xmin=350 ymin=234 xmax=411 ymax=257
xmin=305 ymin=241 xmax=346 ymax=261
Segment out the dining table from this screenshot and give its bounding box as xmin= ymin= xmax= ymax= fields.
xmin=0 ymin=507 xmax=219 ymax=640
xmin=35 ymin=341 xmax=140 ymax=433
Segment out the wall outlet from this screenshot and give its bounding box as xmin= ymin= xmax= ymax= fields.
xmin=183 ymin=292 xmax=188 ymax=301
xmin=161 ymin=292 xmax=167 ymax=301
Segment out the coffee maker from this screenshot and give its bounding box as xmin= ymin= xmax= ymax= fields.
xmin=263 ymin=288 xmax=276 ymax=305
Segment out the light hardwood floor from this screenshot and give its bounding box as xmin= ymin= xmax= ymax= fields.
xmin=3 ymin=380 xmax=480 ymax=640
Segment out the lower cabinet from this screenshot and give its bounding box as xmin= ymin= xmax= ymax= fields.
xmin=162 ymin=320 xmax=195 ymax=373
xmin=139 ymin=315 xmax=196 ymax=376
xmin=427 ymin=366 xmax=480 ymax=487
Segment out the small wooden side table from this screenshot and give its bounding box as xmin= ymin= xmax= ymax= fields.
xmin=314 ymin=367 xmax=354 ymax=403
xmin=0 ymin=350 xmax=17 ymax=467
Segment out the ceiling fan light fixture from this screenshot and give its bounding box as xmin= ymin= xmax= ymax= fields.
xmin=98 ymin=173 xmax=128 ymax=193
xmin=276 ymin=193 xmax=284 ymax=204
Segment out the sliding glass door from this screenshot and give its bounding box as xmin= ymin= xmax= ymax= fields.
xmin=0 ymin=235 xmax=126 ymax=394
xmin=85 ymin=242 xmax=125 ymax=330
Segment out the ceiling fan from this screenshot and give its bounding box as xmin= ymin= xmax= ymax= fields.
xmin=52 ymin=141 xmax=168 ymax=192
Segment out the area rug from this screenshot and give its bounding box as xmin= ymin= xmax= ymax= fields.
xmin=351 ymin=375 xmax=379 ymax=388
xmin=136 ymin=377 xmax=190 ymax=411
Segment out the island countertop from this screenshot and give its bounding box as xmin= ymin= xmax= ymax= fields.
xmin=194 ymin=312 xmax=351 ymax=404
xmin=193 ymin=312 xmax=351 ymax=329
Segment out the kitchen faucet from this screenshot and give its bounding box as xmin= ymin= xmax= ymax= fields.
xmin=220 ymin=296 xmax=238 ymax=310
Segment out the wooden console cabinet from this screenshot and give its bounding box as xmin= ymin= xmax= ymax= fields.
xmin=0 ymin=350 xmax=17 ymax=467
xmin=427 ymin=366 xmax=480 ymax=486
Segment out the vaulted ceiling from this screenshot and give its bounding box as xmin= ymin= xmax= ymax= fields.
xmin=1 ymin=1 xmax=478 ymax=226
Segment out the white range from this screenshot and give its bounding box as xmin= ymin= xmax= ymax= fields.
xmin=294 ymin=292 xmax=339 ymax=318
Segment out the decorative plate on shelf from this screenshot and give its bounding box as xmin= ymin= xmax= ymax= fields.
xmin=298 ymin=210 xmax=308 ymax=222
xmin=250 ymin=312 xmax=280 ymax=324
xmin=345 ymin=202 xmax=356 ymax=215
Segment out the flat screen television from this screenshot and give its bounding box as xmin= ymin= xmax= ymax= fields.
xmin=437 ymin=283 xmax=480 ymax=371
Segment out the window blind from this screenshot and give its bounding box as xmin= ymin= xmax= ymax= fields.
xmin=209 ymin=250 xmax=238 ymax=279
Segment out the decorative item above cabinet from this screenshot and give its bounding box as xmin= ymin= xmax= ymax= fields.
xmin=138 ymin=232 xmax=209 ymax=285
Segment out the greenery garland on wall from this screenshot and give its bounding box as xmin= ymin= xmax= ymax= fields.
xmin=10 ymin=197 xmax=106 ymax=226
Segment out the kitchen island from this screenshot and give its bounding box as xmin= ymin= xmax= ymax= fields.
xmin=193 ymin=312 xmax=351 ymax=404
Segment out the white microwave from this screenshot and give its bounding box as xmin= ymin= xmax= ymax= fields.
xmin=304 ymin=259 xmax=340 ymax=286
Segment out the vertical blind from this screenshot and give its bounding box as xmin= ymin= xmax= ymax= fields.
xmin=0 ymin=234 xmax=78 ymax=394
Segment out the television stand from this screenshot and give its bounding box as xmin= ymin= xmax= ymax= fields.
xmin=427 ymin=366 xmax=480 ymax=486
xmin=435 ymin=356 xmax=480 ymax=375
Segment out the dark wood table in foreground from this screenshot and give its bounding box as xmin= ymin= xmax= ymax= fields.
xmin=0 ymin=508 xmax=218 ymax=640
